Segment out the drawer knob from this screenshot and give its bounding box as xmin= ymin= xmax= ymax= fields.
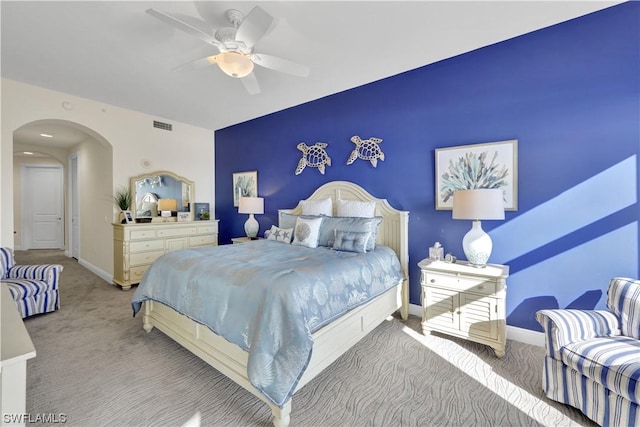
xmin=430 ymin=279 xmax=436 ymax=283
xmin=477 ymin=285 xmax=485 ymax=290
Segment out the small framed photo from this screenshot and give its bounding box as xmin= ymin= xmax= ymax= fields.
xmin=177 ymin=212 xmax=191 ymax=222
xmin=123 ymin=210 xmax=134 ymax=224
xmin=232 ymin=171 xmax=258 ymax=207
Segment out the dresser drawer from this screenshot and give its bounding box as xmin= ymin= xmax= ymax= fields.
xmin=130 ymin=239 xmax=164 ymax=253
xmin=422 ymin=272 xmax=497 ymax=296
xmin=129 ymin=250 xmax=164 ymax=266
xmin=197 ymin=223 xmax=219 ymax=234
xmin=190 ymin=234 xmax=217 ymax=247
xmin=157 ymin=227 xmax=197 ymax=237
xmin=130 ymin=229 xmax=156 ymax=240
xmin=129 ymin=265 xmax=150 ymax=283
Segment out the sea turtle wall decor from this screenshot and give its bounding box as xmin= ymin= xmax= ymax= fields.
xmin=295 ymin=142 xmax=332 ymax=175
xmin=347 ymin=136 xmax=385 ymax=167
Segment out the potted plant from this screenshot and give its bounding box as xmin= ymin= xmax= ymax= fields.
xmin=113 ymin=185 xmax=132 ymax=224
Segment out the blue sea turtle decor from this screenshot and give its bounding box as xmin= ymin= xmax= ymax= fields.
xmin=347 ymin=135 xmax=385 ymax=167
xmin=295 ymin=142 xmax=332 ymax=175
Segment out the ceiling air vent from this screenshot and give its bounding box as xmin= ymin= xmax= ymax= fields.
xmin=153 ymin=120 xmax=173 ymax=131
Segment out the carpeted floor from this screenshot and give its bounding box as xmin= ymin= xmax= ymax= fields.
xmin=17 ymin=250 xmax=595 ymax=427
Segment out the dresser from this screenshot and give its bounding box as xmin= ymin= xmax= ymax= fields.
xmin=418 ymin=258 xmax=509 ymax=358
xmin=113 ymin=220 xmax=219 ymax=290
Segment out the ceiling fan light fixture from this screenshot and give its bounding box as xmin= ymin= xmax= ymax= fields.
xmin=217 ymin=52 xmax=254 ymax=78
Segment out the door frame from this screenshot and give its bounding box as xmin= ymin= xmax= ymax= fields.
xmin=68 ymin=152 xmax=80 ymax=258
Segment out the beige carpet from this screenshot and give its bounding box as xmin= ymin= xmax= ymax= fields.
xmin=17 ymin=250 xmax=595 ymax=427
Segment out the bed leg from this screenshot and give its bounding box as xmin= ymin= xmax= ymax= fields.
xmin=400 ymin=279 xmax=409 ymax=320
xmin=142 ymin=301 xmax=154 ymax=332
xmin=271 ymin=401 xmax=291 ymax=427
xmin=142 ymin=318 xmax=154 ymax=333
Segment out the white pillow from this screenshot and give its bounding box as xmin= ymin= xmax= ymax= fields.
xmin=300 ymin=198 xmax=332 ymax=216
xmin=337 ymin=199 xmax=376 ymax=218
xmin=265 ymin=225 xmax=293 ymax=244
xmin=292 ymin=217 xmax=323 ymax=248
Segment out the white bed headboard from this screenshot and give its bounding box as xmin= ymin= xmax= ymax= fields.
xmin=279 ymin=181 xmax=409 ymax=317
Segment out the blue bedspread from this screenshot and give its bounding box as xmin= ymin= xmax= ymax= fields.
xmin=131 ymin=240 xmax=403 ymax=408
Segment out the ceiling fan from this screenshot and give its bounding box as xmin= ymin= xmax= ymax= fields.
xmin=146 ymin=5 xmax=310 ymax=95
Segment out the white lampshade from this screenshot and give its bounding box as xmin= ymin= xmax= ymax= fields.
xmin=452 ymin=189 xmax=505 ymax=220
xmin=217 ymin=52 xmax=254 ymax=78
xmin=452 ymin=189 xmax=505 ymax=267
xmin=239 ymin=197 xmax=264 ymax=239
xmin=238 ymin=197 xmax=264 ymax=214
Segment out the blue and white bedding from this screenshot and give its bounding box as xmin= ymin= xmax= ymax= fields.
xmin=131 ymin=240 xmax=404 ymax=408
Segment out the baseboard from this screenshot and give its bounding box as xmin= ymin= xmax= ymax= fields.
xmin=506 ymin=325 xmax=544 ymax=347
xmin=408 ymin=303 xmax=544 ymax=347
xmin=408 ymin=302 xmax=422 ymax=318
xmin=77 ymin=258 xmax=113 ymax=284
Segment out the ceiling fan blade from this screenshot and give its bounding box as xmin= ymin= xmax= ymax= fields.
xmin=250 ymin=53 xmax=310 ymax=78
xmin=235 ymin=6 xmax=274 ymax=48
xmin=241 ymin=72 xmax=261 ymax=95
xmin=146 ymin=8 xmax=221 ymax=48
xmin=172 ymin=55 xmax=218 ymax=72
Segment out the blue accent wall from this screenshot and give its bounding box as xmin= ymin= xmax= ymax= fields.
xmin=215 ymin=3 xmax=640 ymax=331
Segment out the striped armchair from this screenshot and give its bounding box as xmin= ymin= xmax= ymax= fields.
xmin=0 ymin=247 xmax=63 ymax=318
xmin=536 ymin=277 xmax=640 ymax=427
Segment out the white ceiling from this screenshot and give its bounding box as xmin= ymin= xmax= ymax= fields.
xmin=2 ymin=1 xmax=622 ymax=144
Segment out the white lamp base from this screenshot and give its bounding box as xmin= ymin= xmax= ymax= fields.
xmin=244 ymin=214 xmax=259 ymax=239
xmin=462 ymin=220 xmax=493 ymax=267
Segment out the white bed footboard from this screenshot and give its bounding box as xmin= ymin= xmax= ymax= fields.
xmin=143 ymin=280 xmax=403 ymax=426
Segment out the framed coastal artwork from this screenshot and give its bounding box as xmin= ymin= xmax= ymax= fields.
xmin=435 ymin=139 xmax=518 ymax=211
xmin=232 ymin=171 xmax=258 ymax=207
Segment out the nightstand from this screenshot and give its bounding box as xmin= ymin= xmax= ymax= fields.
xmin=418 ymin=258 xmax=509 ymax=358
xmin=231 ymin=237 xmax=263 ymax=244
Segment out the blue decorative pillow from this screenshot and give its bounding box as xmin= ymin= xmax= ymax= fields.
xmin=332 ymin=230 xmax=371 ymax=253
xmin=279 ymin=213 xmax=321 ymax=230
xmin=318 ymin=216 xmax=383 ymax=251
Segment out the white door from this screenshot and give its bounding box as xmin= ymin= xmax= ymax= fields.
xmin=23 ymin=165 xmax=64 ymax=249
xmin=69 ymin=154 xmax=80 ymax=258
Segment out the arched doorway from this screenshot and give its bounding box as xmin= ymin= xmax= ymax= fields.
xmin=13 ymin=120 xmax=113 ymax=270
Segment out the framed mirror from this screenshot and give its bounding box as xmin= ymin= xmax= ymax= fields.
xmin=130 ymin=171 xmax=194 ymax=219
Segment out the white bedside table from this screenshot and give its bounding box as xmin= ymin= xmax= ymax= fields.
xmin=418 ymin=258 xmax=509 ymax=358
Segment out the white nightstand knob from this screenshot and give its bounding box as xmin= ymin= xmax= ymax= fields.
xmin=430 ymin=279 xmax=436 ymax=283
xmin=477 ymin=285 xmax=485 ymax=290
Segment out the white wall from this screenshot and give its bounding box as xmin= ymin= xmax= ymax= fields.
xmin=1 ymin=78 xmax=215 ymax=278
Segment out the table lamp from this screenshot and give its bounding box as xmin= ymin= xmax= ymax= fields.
xmin=239 ymin=196 xmax=264 ymax=239
xmin=452 ymin=189 xmax=505 ymax=267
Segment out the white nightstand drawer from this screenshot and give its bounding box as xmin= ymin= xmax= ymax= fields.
xmin=130 ymin=250 xmax=164 ymax=266
xmin=130 ymin=239 xmax=164 ymax=253
xmin=422 ymin=272 xmax=496 ymax=296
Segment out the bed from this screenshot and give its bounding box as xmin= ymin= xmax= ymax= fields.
xmin=131 ymin=181 xmax=409 ymax=426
